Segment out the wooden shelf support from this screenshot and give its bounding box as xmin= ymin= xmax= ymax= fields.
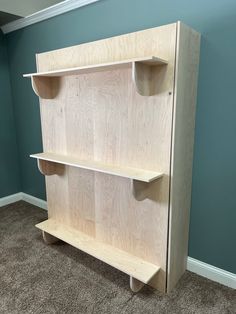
xmin=37 ymin=159 xmax=65 ymax=176
xmin=31 ymin=76 xmax=60 ymax=99
xmin=131 ymin=180 xmax=151 ymax=201
xmin=132 ymin=60 xmax=168 ymax=96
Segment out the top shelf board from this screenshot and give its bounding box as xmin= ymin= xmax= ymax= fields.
xmin=23 ymin=56 xmax=168 ymax=78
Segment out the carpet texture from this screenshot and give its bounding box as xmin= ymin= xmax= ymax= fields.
xmin=0 ymin=201 xmax=235 ymax=314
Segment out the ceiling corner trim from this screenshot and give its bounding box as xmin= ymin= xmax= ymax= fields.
xmin=1 ymin=0 xmax=101 ymax=34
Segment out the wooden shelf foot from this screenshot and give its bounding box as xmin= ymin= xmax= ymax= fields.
xmin=42 ymin=230 xmax=59 ymax=244
xmin=130 ymin=276 xmax=145 ymax=292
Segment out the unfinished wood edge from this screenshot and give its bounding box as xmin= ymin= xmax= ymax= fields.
xmin=42 ymin=230 xmax=59 ymax=244
xmin=31 ymin=76 xmax=60 ymax=99
xmin=130 ymin=277 xmax=145 ymax=292
xmin=37 ymin=159 xmax=65 ymax=176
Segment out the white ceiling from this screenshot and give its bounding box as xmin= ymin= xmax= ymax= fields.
xmin=0 ymin=0 xmax=64 ymax=17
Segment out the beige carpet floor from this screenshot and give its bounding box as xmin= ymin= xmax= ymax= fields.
xmin=0 ymin=201 xmax=235 ymax=314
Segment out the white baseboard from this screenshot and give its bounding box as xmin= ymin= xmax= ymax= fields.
xmin=0 ymin=192 xmax=22 ymax=207
xmin=0 ymin=193 xmax=235 ymax=289
xmin=187 ymin=257 xmax=236 ymax=289
xmin=21 ymin=192 xmax=47 ymax=210
xmin=0 ymin=192 xmax=47 ymax=210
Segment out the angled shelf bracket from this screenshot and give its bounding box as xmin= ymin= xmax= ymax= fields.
xmin=24 ymin=56 xmax=168 ymax=99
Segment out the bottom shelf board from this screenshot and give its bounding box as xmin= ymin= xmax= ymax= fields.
xmin=36 ymin=219 xmax=160 ymax=284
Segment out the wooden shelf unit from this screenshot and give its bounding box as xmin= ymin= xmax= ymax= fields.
xmin=24 ymin=22 xmax=200 ymax=293
xmin=23 ymin=56 xmax=168 ymax=98
xmin=36 ymin=219 xmax=160 ymax=284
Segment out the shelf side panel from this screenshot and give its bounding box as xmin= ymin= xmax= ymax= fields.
xmin=167 ymin=22 xmax=201 ymax=292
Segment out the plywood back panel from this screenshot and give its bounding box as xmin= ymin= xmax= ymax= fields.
xmin=37 ymin=23 xmax=176 ymax=73
xmin=35 ymin=23 xmax=177 ymax=292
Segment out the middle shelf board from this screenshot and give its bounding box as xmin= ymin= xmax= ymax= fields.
xmin=23 ymin=56 xmax=168 ymax=78
xmin=36 ymin=219 xmax=160 ymax=283
xmin=30 ymin=152 xmax=163 ymax=182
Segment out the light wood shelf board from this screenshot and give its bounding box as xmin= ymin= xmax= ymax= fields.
xmin=23 ymin=56 xmax=168 ymax=78
xmin=30 ymin=152 xmax=163 ymax=182
xmin=36 ymin=219 xmax=160 ymax=283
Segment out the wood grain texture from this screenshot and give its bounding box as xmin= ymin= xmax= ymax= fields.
xmin=167 ymin=22 xmax=201 ymax=292
xmin=34 ymin=23 xmax=177 ymax=292
xmin=36 ymin=219 xmax=161 ymax=284
xmin=28 ymin=22 xmax=200 ymax=293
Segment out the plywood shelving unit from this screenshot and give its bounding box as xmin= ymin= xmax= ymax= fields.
xmin=24 ymin=21 xmax=200 ymax=293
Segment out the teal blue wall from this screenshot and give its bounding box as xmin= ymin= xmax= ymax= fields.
xmin=5 ymin=0 xmax=236 ymax=273
xmin=0 ymin=31 xmax=20 ymax=197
